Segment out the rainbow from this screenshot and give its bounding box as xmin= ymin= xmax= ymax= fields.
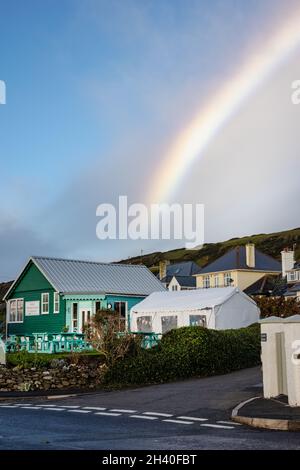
xmin=149 ymin=7 xmax=300 ymax=203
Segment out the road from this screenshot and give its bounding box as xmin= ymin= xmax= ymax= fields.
xmin=0 ymin=366 xmax=299 ymax=450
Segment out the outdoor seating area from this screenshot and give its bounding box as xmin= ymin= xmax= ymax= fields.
xmin=4 ymin=332 xmax=93 ymax=354
xmin=117 ymin=331 xmax=161 ymax=349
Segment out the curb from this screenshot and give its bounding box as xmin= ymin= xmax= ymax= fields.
xmin=231 ymin=396 xmax=300 ymax=431
xmin=0 ymin=393 xmax=78 ymax=402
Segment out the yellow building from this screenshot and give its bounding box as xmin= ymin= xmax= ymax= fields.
xmin=195 ymin=243 xmax=281 ymax=291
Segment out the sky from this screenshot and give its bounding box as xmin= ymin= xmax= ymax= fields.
xmin=0 ymin=0 xmax=300 ymax=279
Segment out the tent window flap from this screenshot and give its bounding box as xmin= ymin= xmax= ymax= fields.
xmin=161 ymin=315 xmax=178 ymax=334
xmin=189 ymin=314 xmax=207 ymax=327
xmin=136 ymin=316 xmax=153 ymax=332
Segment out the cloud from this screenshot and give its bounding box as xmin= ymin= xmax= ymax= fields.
xmin=178 ymin=52 xmax=300 ymax=242
xmin=2 ymin=0 xmax=300 ymax=273
xmin=37 ymin=4 xmax=300 ymax=259
xmin=0 ymin=213 xmax=63 ymax=280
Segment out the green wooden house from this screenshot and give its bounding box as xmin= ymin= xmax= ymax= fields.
xmin=4 ymin=256 xmax=165 ymax=338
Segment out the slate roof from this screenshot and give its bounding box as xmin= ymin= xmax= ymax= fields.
xmin=244 ymin=275 xmax=286 ymax=296
xmin=6 ymin=257 xmax=166 ymax=298
xmin=291 ymin=262 xmax=300 ymax=270
xmin=199 ymin=246 xmax=281 ymax=274
xmin=172 ymin=275 xmax=197 ymax=288
xmin=166 ymin=261 xmax=202 ymax=277
xmin=285 ymin=283 xmax=300 ymax=297
xmin=0 ymin=281 xmax=13 ymax=301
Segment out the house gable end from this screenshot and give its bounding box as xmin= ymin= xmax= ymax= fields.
xmin=6 ymin=260 xmax=55 ymax=299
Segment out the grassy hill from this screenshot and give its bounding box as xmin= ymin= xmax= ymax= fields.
xmin=119 ymin=227 xmax=300 ymax=274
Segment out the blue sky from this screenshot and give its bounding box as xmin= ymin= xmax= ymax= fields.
xmin=1 ymin=0 xmax=300 ymax=279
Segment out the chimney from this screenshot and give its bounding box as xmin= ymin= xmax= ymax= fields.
xmin=159 ymin=260 xmax=170 ymax=280
xmin=281 ymin=247 xmax=295 ymax=277
xmin=246 ymin=243 xmax=255 ymax=268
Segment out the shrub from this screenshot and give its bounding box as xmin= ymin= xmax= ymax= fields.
xmin=104 ymin=324 xmax=261 ymax=386
xmin=255 ymin=296 xmax=300 ymax=318
xmin=7 ymin=350 xmax=104 ymax=369
xmin=84 ymin=310 xmax=142 ymax=368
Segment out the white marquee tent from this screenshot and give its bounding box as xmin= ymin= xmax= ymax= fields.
xmin=130 ymin=287 xmax=260 ymax=335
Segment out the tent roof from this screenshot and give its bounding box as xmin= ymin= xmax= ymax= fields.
xmin=131 ymin=287 xmax=251 ymax=313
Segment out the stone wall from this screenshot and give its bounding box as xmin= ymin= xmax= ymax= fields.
xmin=0 ymin=362 xmax=106 ymax=392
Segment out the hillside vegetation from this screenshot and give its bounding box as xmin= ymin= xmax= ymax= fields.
xmin=119 ymin=227 xmax=300 ymax=274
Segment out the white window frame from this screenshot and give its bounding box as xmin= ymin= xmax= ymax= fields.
xmin=7 ymin=298 xmax=24 ymax=323
xmin=224 ymin=272 xmax=232 ymax=287
xmin=41 ymin=293 xmax=49 ymax=314
xmin=214 ymin=275 xmax=219 ymax=288
xmin=53 ymin=292 xmax=60 ymax=314
xmin=203 ymin=275 xmax=210 ymax=289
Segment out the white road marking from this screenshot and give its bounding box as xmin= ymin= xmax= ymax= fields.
xmin=39 ymin=404 xmax=58 ymax=407
xmin=60 ymin=405 xmax=80 ymax=409
xmin=42 ymin=407 xmax=65 ymax=411
xmin=83 ymin=407 xmax=106 ymax=411
xmin=201 ymin=423 xmax=235 ymax=429
xmin=163 ymin=419 xmax=194 ymax=425
xmin=94 ymin=412 xmax=121 ymax=417
xmin=177 ymin=416 xmax=208 ymax=422
xmin=21 ymin=407 xmax=41 ymax=410
xmin=9 ymin=403 xmax=32 ymax=407
xmin=217 ymin=420 xmax=242 ymax=426
xmin=0 ymin=405 xmax=19 ymax=408
xmin=143 ymin=412 xmax=173 ymax=417
xmin=110 ymin=409 xmax=137 ymax=413
xmin=131 ymin=415 xmax=158 ymax=420
xmin=68 ymin=409 xmax=91 ymax=414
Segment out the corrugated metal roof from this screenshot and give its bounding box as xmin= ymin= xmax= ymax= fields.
xmin=31 ymin=256 xmax=165 ymax=296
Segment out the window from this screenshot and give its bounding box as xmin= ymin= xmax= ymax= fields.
xmin=114 ymin=302 xmax=127 ymax=318
xmin=54 ymin=292 xmax=60 ymax=313
xmin=95 ymin=301 xmax=101 ymax=313
xmin=224 ymin=272 xmax=232 ymax=287
xmin=137 ymin=316 xmax=153 ymax=333
xmin=288 ymin=272 xmax=296 ymax=282
xmin=84 ymin=310 xmax=91 ymax=324
xmin=172 ymin=284 xmax=178 ymax=291
xmin=214 ymin=275 xmax=219 ymax=288
xmin=189 ymin=315 xmax=207 ymax=327
xmin=114 ymin=301 xmax=127 ymax=331
xmin=161 ymin=315 xmax=178 ymax=334
xmin=203 ymin=275 xmax=210 ymax=288
xmin=17 ymin=299 xmax=24 ymax=322
xmin=41 ymin=293 xmax=49 ymax=314
xmin=72 ymin=303 xmax=78 ymax=332
xmin=8 ymin=299 xmax=23 ymax=323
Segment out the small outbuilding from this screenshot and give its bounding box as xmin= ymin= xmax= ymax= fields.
xmin=130 ymin=287 xmax=260 ymax=335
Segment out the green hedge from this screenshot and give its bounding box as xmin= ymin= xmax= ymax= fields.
xmin=104 ymin=324 xmax=261 ymax=385
xmin=7 ymin=350 xmax=104 ymax=368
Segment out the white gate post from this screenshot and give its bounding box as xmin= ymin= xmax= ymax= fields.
xmin=0 ymin=339 xmax=6 ymax=365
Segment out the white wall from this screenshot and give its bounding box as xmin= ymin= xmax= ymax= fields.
xmin=214 ymin=292 xmax=259 ymax=330
xmin=168 ymin=277 xmax=181 ymax=291
xmin=130 ymin=309 xmax=214 ymax=334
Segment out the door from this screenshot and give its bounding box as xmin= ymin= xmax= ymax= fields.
xmin=114 ymin=302 xmax=127 ymax=331
xmin=80 ymin=309 xmax=91 ymax=333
